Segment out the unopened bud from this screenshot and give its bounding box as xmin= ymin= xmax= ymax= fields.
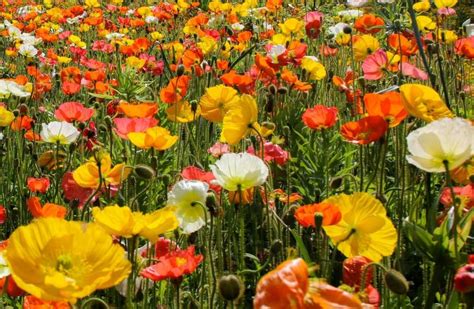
xmin=177 ymin=64 xmax=185 ymax=77
xmin=218 ymin=275 xmax=244 ymax=302
xmin=19 ymin=104 xmax=28 ymax=116
xmin=343 ymin=26 xmax=352 ymax=34
xmin=134 ymin=164 xmax=156 ymax=180
xmin=314 ymin=212 xmax=324 ymax=230
xmin=329 ymin=176 xmax=343 ymax=189
xmin=270 ymin=239 xmax=283 ymax=255
xmin=384 ymin=269 xmax=409 ymax=295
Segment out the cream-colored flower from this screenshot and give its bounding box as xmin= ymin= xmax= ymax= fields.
xmin=40 ymin=121 xmax=80 ymax=145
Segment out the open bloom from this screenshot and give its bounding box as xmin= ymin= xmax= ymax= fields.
xmin=6 ymin=218 xmax=131 ymax=303
xmin=140 ymin=246 xmax=203 ymax=281
xmin=40 ymin=121 xmax=80 ymax=144
xmin=294 ymin=203 xmax=342 ymax=228
xmin=92 ymin=205 xmax=178 ymax=243
xmin=221 ymin=95 xmax=259 ymax=145
xmin=211 ymin=153 xmax=269 ymax=191
xmin=302 ymin=105 xmax=338 ymax=130
xmin=127 ymin=126 xmax=178 ymax=150
xmin=353 ymin=35 xmax=380 ymax=61
xmin=0 ymin=106 xmax=14 ymax=127
xmin=113 ymin=117 xmax=158 ymax=140
xmin=364 ymin=92 xmax=408 ymax=127
xmin=26 ymin=197 xmax=67 ymax=218
xmin=340 ymin=116 xmax=388 ymax=144
xmin=406 ymin=117 xmax=474 ymax=173
xmin=72 ymin=153 xmax=132 ymax=189
xmin=199 ymin=84 xmax=240 ymax=122
xmin=27 ymin=177 xmax=50 ymax=193
xmin=54 ymin=102 xmax=94 ymax=123
xmin=322 ymin=192 xmax=397 ymax=261
xmin=167 ymin=180 xmax=209 ymax=234
xmin=400 ymin=84 xmax=453 ymax=122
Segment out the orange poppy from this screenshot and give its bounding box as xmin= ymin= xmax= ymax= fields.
xmin=388 ymin=33 xmax=418 ymax=56
xmin=302 ymin=105 xmax=338 ymax=130
xmin=23 ymin=295 xmax=70 ymax=309
xmin=254 ymin=258 xmax=309 ymax=309
xmin=24 ymin=129 xmax=41 ymax=142
xmin=305 ymin=280 xmax=363 ymax=308
xmin=354 ymin=14 xmax=384 ymax=34
xmin=340 ymin=116 xmax=388 ymax=145
xmin=27 ymin=177 xmax=50 ymax=193
xmin=160 ymin=76 xmax=191 ymax=104
xmin=220 ymin=71 xmax=255 ymax=94
xmin=364 ymin=92 xmax=408 ymax=127
xmin=228 ymin=188 xmax=254 ymax=205
xmin=26 ymin=197 xmax=67 ymax=218
xmin=118 ymin=102 xmax=158 ymax=118
xmin=455 ymin=37 xmax=474 ymax=59
xmin=294 ymin=203 xmax=342 ymax=228
xmin=281 ymin=69 xmax=312 ymax=92
xmin=10 ymin=115 xmax=34 ymax=131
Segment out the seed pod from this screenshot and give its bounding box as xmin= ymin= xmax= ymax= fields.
xmin=384 ymin=269 xmax=409 ymax=295
xmin=270 ymin=239 xmax=283 ymax=255
xmin=218 ymin=275 xmax=244 ymax=302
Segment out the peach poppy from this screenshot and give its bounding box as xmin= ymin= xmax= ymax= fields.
xmin=364 ymin=92 xmax=408 ymax=127
xmin=55 ymin=102 xmax=94 ymax=123
xmin=117 ymin=102 xmax=158 ymax=118
xmin=340 ymin=116 xmax=388 ymax=144
xmin=294 ymin=203 xmax=342 ymax=228
xmin=113 ymin=117 xmax=159 ymax=140
xmin=302 ymin=105 xmax=338 ymax=130
xmin=305 ymin=280 xmax=363 ymax=308
xmin=254 ymin=258 xmax=309 ymax=309
xmin=26 ymin=197 xmax=67 ymax=218
xmin=354 ymin=14 xmax=384 ymax=34
xmin=160 ymin=76 xmax=191 ymax=104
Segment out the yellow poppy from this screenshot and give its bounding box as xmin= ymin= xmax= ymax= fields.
xmin=221 ymin=94 xmax=258 ymax=145
xmin=399 ymin=84 xmax=453 ymax=122
xmin=0 ymin=106 xmax=14 ymax=127
xmin=353 ymin=35 xmax=380 ymax=61
xmin=301 ymin=57 xmax=327 ymax=81
xmin=127 ymin=126 xmax=178 ymax=150
xmin=279 ymin=18 xmax=304 ymax=37
xmin=166 ymin=100 xmax=201 ymax=123
xmin=200 ymin=85 xmax=240 ymax=122
xmin=92 ymin=205 xmax=178 ymax=242
xmin=413 ymin=0 xmax=430 ymax=12
xmin=6 ymin=218 xmax=131 ymax=303
xmin=434 ymin=0 xmax=457 ymax=8
xmin=416 ymin=16 xmax=436 ymax=33
xmin=72 ymin=153 xmax=132 ymax=189
xmin=322 ymin=193 xmax=397 ymax=262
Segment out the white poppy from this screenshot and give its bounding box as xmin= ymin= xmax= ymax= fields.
xmin=406 ymin=118 xmax=474 ymax=173
xmin=167 ymin=180 xmax=209 ymax=234
xmin=211 ymin=153 xmax=269 ymax=191
xmin=18 ymin=44 xmax=38 ymax=57
xmin=40 ymin=121 xmax=80 ymax=145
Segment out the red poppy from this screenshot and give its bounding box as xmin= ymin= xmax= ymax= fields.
xmin=113 ymin=117 xmax=159 ymax=140
xmin=61 ymin=172 xmax=96 ymax=207
xmin=364 ymin=92 xmax=408 ymax=127
xmin=440 ymin=183 xmax=474 ymax=209
xmin=141 ymin=237 xmax=180 ymax=259
xmin=354 ymin=14 xmax=384 ymax=34
xmin=27 ymin=177 xmax=50 ymax=193
xmin=0 ymin=276 xmax=24 ymax=297
xmin=54 ymin=101 xmax=95 ymax=123
xmin=0 ymin=205 xmax=5 ymax=224
xmin=340 ymin=116 xmax=388 ymax=144
xmin=140 ymin=246 xmax=203 ymax=281
xmin=10 ymin=115 xmax=34 ymax=131
xmin=302 ymin=105 xmax=338 ymax=130
xmin=23 ymin=295 xmax=70 ymax=309
xmin=343 ymin=256 xmax=373 ymax=288
xmin=455 ymin=37 xmax=474 ymax=59
xmin=304 ymin=11 xmax=324 ymax=39
xmin=181 ymin=166 xmax=221 ymax=194
xmin=454 ymin=264 xmax=474 ymax=293
xmin=294 ymin=203 xmax=342 ymax=228
xmin=60 ymin=66 xmax=82 ymax=95
xmin=26 ymin=197 xmax=67 ymax=218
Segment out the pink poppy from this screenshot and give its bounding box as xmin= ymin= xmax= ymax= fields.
xmin=55 ymin=102 xmax=94 ymax=122
xmin=113 ymin=117 xmax=158 ymax=139
xmin=248 ymin=142 xmax=289 ymax=165
xmin=207 ymin=142 xmax=230 ymax=158
xmin=61 ymin=172 xmax=96 ymax=208
xmin=362 ymin=49 xmax=387 ymax=80
xmin=438 ymin=8 xmax=456 ymax=16
xmin=400 ymin=62 xmax=428 ymax=80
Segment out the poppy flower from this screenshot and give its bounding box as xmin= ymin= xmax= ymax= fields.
xmin=247 ymin=142 xmax=289 ymax=166
xmin=200 ymin=85 xmax=241 ymax=123
xmin=10 ymin=115 xmax=34 ymax=131
xmin=23 ymin=295 xmax=70 ymax=309
xmin=117 ymin=102 xmax=158 ymax=118
xmin=302 ymin=105 xmax=338 ymax=130
xmin=364 ymin=92 xmax=408 ymax=127
xmin=54 ymin=102 xmax=94 ymax=123
xmin=304 ymin=11 xmax=324 ymax=39
xmin=388 ymin=33 xmax=418 ymax=56
xmin=92 ymin=205 xmax=178 ymax=243
xmin=322 ymin=192 xmax=397 ymax=261
xmin=0 ymin=206 xmax=5 ymax=224
xmin=354 ymin=14 xmax=384 ymax=34
xmin=340 ymin=116 xmax=388 ymax=145
xmin=61 ymin=172 xmax=96 ymax=207
xmin=400 ymin=61 xmax=428 ymax=81
xmin=40 ymin=121 xmax=80 ymax=145
xmin=221 ymin=95 xmax=259 ymax=145
xmin=343 ymin=256 xmax=373 ymax=287
xmin=305 ymin=280 xmax=364 ymax=308
xmin=0 ymin=106 xmax=14 ymax=127
xmin=454 ymin=264 xmax=474 ymax=293
xmin=300 ymin=56 xmax=326 ymax=81
xmin=228 ymin=187 xmax=255 ymax=205
xmin=294 ymin=203 xmax=342 ymax=228
xmin=127 ymin=126 xmax=178 ymax=150
xmin=113 ymin=117 xmax=159 ymax=140
xmin=26 ymin=197 xmax=67 ymax=218
xmin=353 ymin=35 xmax=380 ymax=61
xmin=27 ymin=177 xmax=50 ymax=193
xmin=140 ymin=246 xmax=203 ymax=281
xmin=362 ymin=49 xmax=395 ymax=80
xmin=254 ymin=258 xmax=308 ymax=309
xmin=440 ymin=183 xmax=474 ymax=210
xmin=166 ymin=100 xmax=200 ymax=123
xmin=399 ymin=84 xmax=453 ymax=122
xmin=6 ymin=218 xmax=131 ymax=303
xmin=182 ymin=166 xmax=221 ymax=193
xmin=160 ymin=76 xmax=191 ymax=104
xmin=455 ymin=37 xmax=474 ymax=59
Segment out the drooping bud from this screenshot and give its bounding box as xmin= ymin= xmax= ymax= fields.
xmin=134 ymin=164 xmax=156 ymax=180
xmin=384 ymin=269 xmax=409 ymax=295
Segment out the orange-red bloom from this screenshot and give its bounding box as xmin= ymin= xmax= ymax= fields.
xmin=160 ymin=76 xmax=191 ymax=104
xmin=27 ymin=177 xmax=50 ymax=194
xmin=55 ymin=102 xmax=94 ymax=123
xmin=294 ymin=203 xmax=342 ymax=228
xmin=340 ymin=116 xmax=388 ymax=144
xmin=140 ymin=246 xmax=203 ymax=281
xmin=26 ymin=197 xmax=67 ymax=218
xmin=354 ymin=14 xmax=384 ymax=34
xmin=23 ymin=295 xmax=70 ymax=309
xmin=388 ymin=33 xmax=418 ymax=56
xmin=302 ymin=105 xmax=338 ymax=130
xmin=364 ymin=92 xmax=408 ymax=127
xmin=118 ymin=102 xmax=158 ymax=118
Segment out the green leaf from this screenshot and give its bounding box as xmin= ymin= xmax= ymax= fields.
xmin=403 ymin=219 xmax=435 ymax=261
xmin=290 ymin=229 xmax=311 ymax=263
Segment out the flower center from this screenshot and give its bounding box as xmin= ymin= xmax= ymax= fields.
xmin=175 ymin=257 xmax=187 ymax=267
xmin=56 ymin=254 xmax=73 ymax=273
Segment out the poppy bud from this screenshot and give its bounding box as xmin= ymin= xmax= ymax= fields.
xmin=268 ymin=84 xmax=277 ymax=95
xmin=343 ymin=26 xmax=352 ymax=34
xmin=277 ymin=87 xmax=288 ymax=95
xmin=330 ymin=176 xmax=343 ymax=189
xmin=384 ymin=269 xmax=409 ymax=295
xmin=177 ymin=64 xmax=185 ymax=77
xmin=326 ymin=33 xmax=335 ymax=40
xmin=218 ymin=275 xmax=244 ymax=302
xmin=261 ymin=121 xmax=276 ymax=132
xmin=328 ymin=41 xmax=338 ymax=49
xmin=206 ymin=192 xmax=218 ymax=216
xmin=13 ymin=110 xmax=19 ymax=117
xmin=94 ymin=102 xmax=101 ymax=110
xmin=270 ymin=239 xmax=283 ymax=255
xmin=134 ymin=164 xmax=156 ymax=180
xmin=190 ymin=100 xmax=198 ymax=113
xmin=104 ymin=116 xmax=113 ymax=128
xmin=265 ymin=95 xmax=274 ymax=113
xmin=77 ymin=122 xmax=86 ymax=130
xmin=314 ymin=212 xmax=324 ymax=230
xmin=98 ymin=124 xmax=108 ymax=133
xmin=68 ymin=142 xmax=77 ymax=154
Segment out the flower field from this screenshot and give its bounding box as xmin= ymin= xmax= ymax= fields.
xmin=0 ymin=0 xmax=473 ymax=307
